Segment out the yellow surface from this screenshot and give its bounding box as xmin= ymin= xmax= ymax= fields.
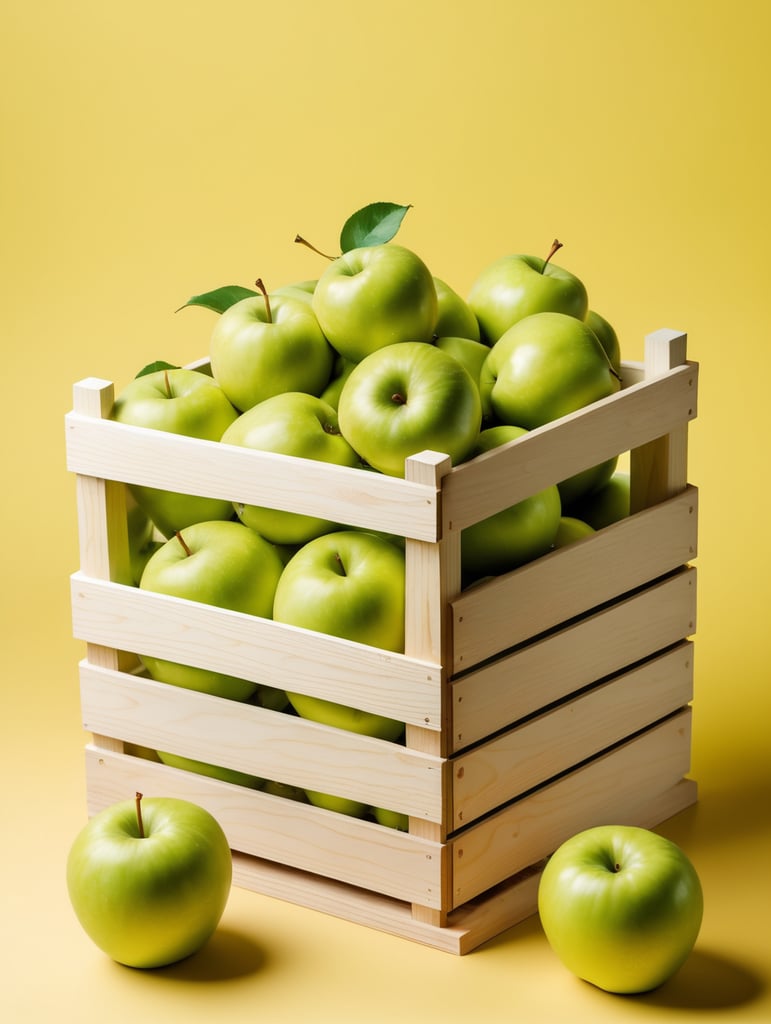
xmin=2 ymin=1 xmax=770 ymax=1020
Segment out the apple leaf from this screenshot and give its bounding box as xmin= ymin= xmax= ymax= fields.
xmin=339 ymin=202 xmax=412 ymax=252
xmin=176 ymin=284 xmax=258 ymax=314
xmin=135 ymin=360 xmax=179 ymax=379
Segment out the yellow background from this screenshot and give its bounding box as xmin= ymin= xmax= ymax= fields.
xmin=3 ymin=1 xmax=770 ymax=1020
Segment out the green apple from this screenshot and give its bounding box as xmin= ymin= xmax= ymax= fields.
xmin=261 ymin=780 xmax=309 ymax=802
xmin=462 ymin=426 xmax=562 ymax=579
xmin=373 ymin=806 xmax=409 ymax=831
xmin=157 ymin=750 xmax=263 ymax=788
xmin=246 ymin=683 xmax=291 ymax=712
xmin=111 ymin=367 xmax=239 ymax=538
xmin=304 ymin=789 xmax=370 ymax=818
xmin=138 ymin=520 xmax=284 ymax=701
xmin=552 ymin=515 xmax=596 ymax=548
xmin=66 ymin=794 xmax=232 ymax=969
xmin=319 ymin=355 xmax=357 ymax=410
xmin=433 ymin=276 xmax=481 ymax=341
xmin=311 ymin=244 xmax=438 ymax=362
xmin=538 ymin=825 xmax=703 ymax=993
xmin=567 ymin=470 xmax=630 ymax=528
xmin=221 ymin=391 xmax=362 ymax=545
xmin=467 ymin=241 xmax=589 ymax=344
xmin=210 ymin=283 xmax=334 ymax=412
xmin=274 ymin=531 xmax=406 ymax=738
xmin=434 ymin=335 xmax=491 ymax=390
xmin=338 ymin=341 xmax=482 ymax=477
xmin=271 ymin=278 xmax=318 ymax=304
xmin=586 ymin=309 xmax=622 ymax=374
xmin=480 ymin=311 xmax=620 ymax=428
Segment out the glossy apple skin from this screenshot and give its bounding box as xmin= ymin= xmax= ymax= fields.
xmin=567 ymin=470 xmax=630 ymax=528
xmin=468 ymin=253 xmax=588 ymax=344
xmin=221 ymin=392 xmax=362 ymax=545
xmin=312 ymin=244 xmax=437 ymax=363
xmin=138 ymin=520 xmax=284 ymax=701
xmin=156 ymin=750 xmax=263 ymax=788
xmin=538 ymin=825 xmax=703 ymax=993
xmin=210 ymin=292 xmax=334 ymax=412
xmin=552 ymin=515 xmax=595 ymax=548
xmin=111 ymin=367 xmax=239 ymax=538
xmin=66 ymin=797 xmax=232 ymax=969
xmin=480 ymin=312 xmax=620 ymax=429
xmin=287 ymin=691 xmax=405 ymax=742
xmin=462 ymin=426 xmax=561 ymax=579
xmin=338 ymin=342 xmax=482 ymax=477
xmin=586 ymin=309 xmax=621 ymax=374
xmin=433 ymin=276 xmax=481 ymax=341
xmin=304 ymin=789 xmax=370 ymax=818
xmin=434 ymin=335 xmax=491 ymax=390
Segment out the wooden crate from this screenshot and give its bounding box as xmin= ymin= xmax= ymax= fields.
xmin=65 ymin=328 xmax=698 ymax=954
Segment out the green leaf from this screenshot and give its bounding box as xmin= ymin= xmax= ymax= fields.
xmin=339 ymin=202 xmax=412 ymax=252
xmin=135 ymin=360 xmax=179 ymax=379
xmin=176 ymin=284 xmax=258 ymax=314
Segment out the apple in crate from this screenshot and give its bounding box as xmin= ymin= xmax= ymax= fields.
xmin=221 ymin=391 xmax=362 ymax=545
xmin=538 ymin=825 xmax=703 ymax=993
xmin=210 ymin=281 xmax=334 ymax=412
xmin=338 ymin=341 xmax=482 ymax=477
xmin=111 ymin=367 xmax=239 ymax=538
xmin=432 ymin=276 xmax=481 ymax=341
xmin=67 ymin=794 xmax=232 ymax=969
xmin=312 ymin=243 xmax=438 ymax=363
xmin=138 ymin=520 xmax=284 ymax=701
xmin=467 ymin=241 xmax=589 ymax=344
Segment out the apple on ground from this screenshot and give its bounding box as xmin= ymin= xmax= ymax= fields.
xmin=210 ymin=280 xmax=334 ymax=412
xmin=221 ymin=391 xmax=362 ymax=545
xmin=566 ymin=470 xmax=630 ymax=529
xmin=338 ymin=341 xmax=482 ymax=477
xmin=432 ymin=276 xmax=481 ymax=341
xmin=139 ymin=520 xmax=284 ymax=701
xmin=111 ymin=367 xmax=239 ymax=538
xmin=273 ymin=530 xmax=406 ymax=743
xmin=67 ymin=793 xmax=232 ymax=969
xmin=462 ymin=426 xmax=562 ymax=580
xmin=311 ymin=244 xmax=438 ymax=363
xmin=156 ymin=750 xmax=263 ymax=788
xmin=552 ymin=516 xmax=595 ymax=548
xmin=538 ymin=824 xmax=703 ymax=993
xmin=467 ymin=240 xmax=589 ymax=344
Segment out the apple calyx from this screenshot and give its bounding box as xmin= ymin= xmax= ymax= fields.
xmin=541 ymin=238 xmax=563 ymax=274
xmin=135 ymin=791 xmax=146 ymax=838
xmin=255 ymin=278 xmax=272 ymax=323
xmin=294 ymin=234 xmax=337 ymax=261
xmin=175 ymin=530 xmax=193 ymax=557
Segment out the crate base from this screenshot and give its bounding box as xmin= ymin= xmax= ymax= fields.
xmin=229 ymin=778 xmax=698 ymax=955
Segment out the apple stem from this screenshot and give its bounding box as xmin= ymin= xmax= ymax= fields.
xmin=163 ymin=369 xmax=172 ymax=398
xmin=294 ymin=234 xmax=336 ymax=261
xmin=254 ymin=278 xmax=272 ymax=324
xmin=175 ymin=530 xmax=193 ymax=557
xmin=135 ymin=792 xmax=145 ymax=839
xmin=390 ymin=392 xmax=407 ymax=405
xmin=541 ymin=238 xmax=563 ymax=273
xmin=335 ymin=552 xmax=347 ymax=577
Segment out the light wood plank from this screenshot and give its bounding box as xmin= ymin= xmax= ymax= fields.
xmin=452 ymin=643 xmax=693 ymax=828
xmin=70 ymin=572 xmax=442 ymax=729
xmin=452 ymin=486 xmax=697 ymax=672
xmin=451 ymin=710 xmax=693 ymax=908
xmin=452 ymin=568 xmax=697 ymax=750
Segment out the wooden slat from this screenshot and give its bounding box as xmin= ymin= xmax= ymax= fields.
xmin=452 ymin=643 xmax=693 ymax=829
xmin=70 ymin=572 xmax=442 ymax=729
xmin=452 ymin=568 xmax=697 ymax=750
xmin=441 ymin=359 xmax=697 ymax=531
xmin=64 ymin=411 xmax=440 ymax=542
xmin=84 ymin=746 xmax=444 ymax=908
xmin=79 ymin=661 xmax=444 ymax=821
xmin=450 ymin=710 xmax=693 ymax=908
xmin=452 ymin=486 xmax=697 ymax=672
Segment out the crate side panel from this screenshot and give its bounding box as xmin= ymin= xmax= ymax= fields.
xmin=65 ymin=413 xmax=440 ymax=541
xmin=452 ymin=486 xmax=697 ymax=672
xmin=452 ymin=642 xmax=694 ymax=828
xmin=452 ymin=567 xmax=697 ymax=750
xmin=84 ymin=746 xmax=445 ymax=908
xmin=442 ymin=361 xmax=697 ymax=530
xmin=80 ymin=663 xmax=444 ymax=821
xmin=71 ymin=574 xmax=442 ymax=729
xmin=451 ymin=710 xmax=693 ymax=907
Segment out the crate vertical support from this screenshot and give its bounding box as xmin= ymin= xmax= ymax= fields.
xmin=72 ymin=378 xmax=133 ymax=753
xmin=631 ymin=330 xmax=692 ymax=511
xmin=404 ymin=450 xmax=458 ymax=926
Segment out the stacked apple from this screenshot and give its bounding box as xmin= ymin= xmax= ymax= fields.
xmin=110 ymin=203 xmax=630 ymax=819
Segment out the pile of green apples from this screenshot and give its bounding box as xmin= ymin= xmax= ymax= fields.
xmin=111 ymin=203 xmax=631 ymax=821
